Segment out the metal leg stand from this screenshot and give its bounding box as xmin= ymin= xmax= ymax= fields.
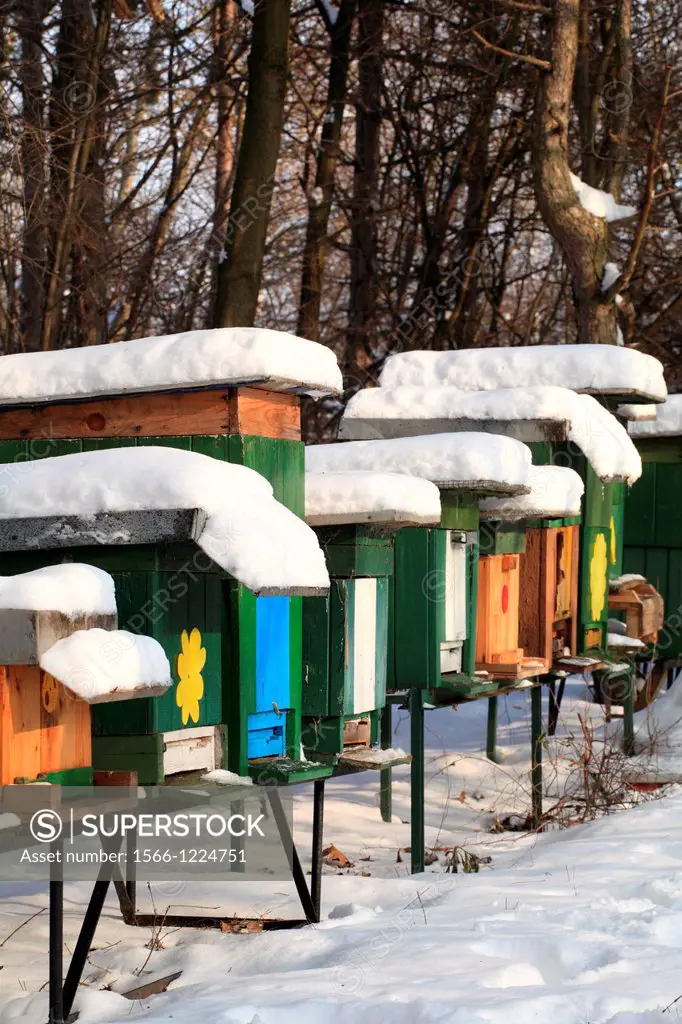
xmin=531 ymin=685 xmax=543 ymax=830
xmin=409 ymin=688 xmax=425 ymax=875
xmin=486 ymin=695 xmax=498 ymax=762
xmin=623 ymin=670 xmax=635 ymax=756
xmin=310 ymin=780 xmax=325 ymax=922
xmin=62 ymin=878 xmax=112 ymax=1020
xmin=547 ymin=676 xmax=566 ymax=737
xmin=267 ymin=788 xmax=318 ymax=923
xmin=379 ymin=702 xmax=393 ymax=822
xmin=48 ymin=838 xmax=64 ymax=1024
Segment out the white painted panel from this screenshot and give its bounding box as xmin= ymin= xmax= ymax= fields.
xmin=353 ymin=577 xmax=377 ymax=714
xmin=163 ymin=725 xmax=219 ymax=777
xmin=440 ymin=643 xmax=462 ymax=674
xmin=444 ymin=532 xmax=467 ymax=642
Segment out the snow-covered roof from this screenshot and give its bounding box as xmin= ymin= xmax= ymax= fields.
xmin=306 ymin=434 xmax=532 ymax=496
xmin=340 ymin=386 xmax=642 ymax=484
xmin=629 ymin=394 xmax=682 ymax=439
xmin=0 ymin=327 xmax=342 ymax=407
xmin=569 ymin=173 xmax=637 ymax=222
xmin=39 ymin=629 xmax=172 ymax=704
xmin=479 ymin=466 xmax=584 ymax=522
xmin=305 ymin=471 xmax=442 ymax=527
xmin=0 ymin=564 xmax=116 ymax=618
xmin=0 ymin=447 xmax=329 ymax=595
xmin=379 ymin=344 xmax=666 ymax=403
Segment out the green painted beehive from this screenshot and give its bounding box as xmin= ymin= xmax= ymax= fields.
xmin=301 ymin=470 xmax=441 ymax=765
xmin=0 ymin=329 xmax=342 ymax=784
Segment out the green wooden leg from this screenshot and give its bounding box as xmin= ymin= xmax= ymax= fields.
xmin=531 ymin=685 xmax=543 ymax=830
xmin=409 ymin=689 xmax=425 ymax=874
xmin=379 ymin=703 xmax=393 ymax=823
xmin=623 ymin=670 xmax=635 ymax=756
xmin=486 ymin=695 xmax=498 ymax=763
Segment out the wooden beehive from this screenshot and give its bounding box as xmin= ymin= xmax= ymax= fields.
xmin=518 ymin=524 xmax=580 ymax=667
xmin=0 ymin=387 xmax=331 ymax=786
xmin=390 ymin=494 xmax=480 ymax=698
xmin=302 ymin=526 xmax=392 ymax=761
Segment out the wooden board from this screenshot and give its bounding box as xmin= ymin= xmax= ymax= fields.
xmin=519 ymin=525 xmax=579 ymax=665
xmin=475 ymin=553 xmax=522 ymax=672
xmin=0 ymin=387 xmax=300 ymax=443
xmin=0 ymin=666 xmax=90 ymax=784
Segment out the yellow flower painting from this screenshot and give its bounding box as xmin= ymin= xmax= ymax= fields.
xmin=176 ymin=627 xmax=206 ymax=725
xmin=41 ymin=674 xmax=59 ymax=715
xmin=589 ymin=532 xmax=608 ymax=622
xmin=610 ymin=515 xmax=617 ymax=565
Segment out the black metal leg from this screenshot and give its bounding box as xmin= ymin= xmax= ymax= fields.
xmin=547 ymin=677 xmax=566 ymax=737
xmin=267 ymin=789 xmax=318 ymax=924
xmin=311 ymin=780 xmax=325 ymax=922
xmin=531 ymin=685 xmax=543 ymax=830
xmin=62 ymin=878 xmax=112 ymax=1020
xmin=409 ymin=688 xmax=425 ymax=875
xmin=125 ymin=827 xmax=137 ymax=911
xmin=379 ymin=703 xmax=393 ymax=822
xmin=48 ymin=841 xmax=64 ymax=1024
xmin=486 ymin=695 xmax=498 ymax=762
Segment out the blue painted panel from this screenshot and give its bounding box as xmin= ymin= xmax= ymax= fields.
xmin=255 ymin=596 xmax=291 ymax=714
xmin=247 ymin=711 xmax=286 ymax=759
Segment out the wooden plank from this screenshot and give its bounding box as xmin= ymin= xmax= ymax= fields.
xmin=0 ymin=389 xmax=233 ymax=440
xmin=122 ymin=973 xmax=183 ymax=1001
xmin=39 ymin=673 xmax=91 ymax=776
xmin=228 ymin=387 xmax=301 ymax=441
xmin=1 ymin=666 xmax=41 ymax=784
xmin=93 ymin=770 xmax=138 ymax=786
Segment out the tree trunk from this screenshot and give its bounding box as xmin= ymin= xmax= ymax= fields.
xmin=297 ymin=0 xmax=356 ymax=341
xmin=213 ymin=0 xmax=291 ymax=329
xmin=532 ymin=0 xmax=617 ymax=344
xmin=347 ymin=0 xmax=384 ymax=381
xmin=18 ymin=0 xmax=47 ymax=352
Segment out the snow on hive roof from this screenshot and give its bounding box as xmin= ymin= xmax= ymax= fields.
xmin=305 ymin=471 xmax=442 ymax=527
xmin=306 ymin=434 xmax=532 ymax=496
xmin=340 ymin=386 xmax=642 ymax=484
xmin=39 ymin=629 xmax=172 ymax=704
xmin=0 ymin=327 xmax=342 ymax=406
xmin=618 ymin=404 xmax=657 ymax=421
xmin=629 ymin=394 xmax=682 ymax=439
xmin=0 ymin=447 xmax=329 ymax=595
xmin=479 ymin=466 xmax=584 ymax=522
xmin=569 ymin=172 xmax=637 ymax=222
xmin=380 ymin=344 xmax=666 ymax=402
xmin=0 ymin=564 xmax=116 ymax=618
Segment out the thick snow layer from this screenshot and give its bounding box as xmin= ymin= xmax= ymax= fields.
xmin=632 ymin=679 xmax=682 ymax=756
xmin=618 ymin=403 xmax=657 ymax=421
xmin=39 ymin=628 xmax=171 ymax=703
xmin=305 ymin=471 xmax=442 ymax=526
xmin=0 ymin=327 xmax=342 ymax=406
xmin=306 ymin=433 xmax=532 ymax=495
xmin=0 ymin=447 xmax=329 ymax=595
xmin=480 ymin=465 xmax=584 ymax=521
xmin=570 ymin=172 xmax=638 ymax=221
xmin=0 ymin=564 xmax=116 ymax=617
xmin=6 ymin=679 xmax=682 ymax=1024
xmin=380 ymin=344 xmax=667 ymax=401
xmin=630 ymin=394 xmax=682 ymax=438
xmin=341 ymin=386 xmax=642 ymax=484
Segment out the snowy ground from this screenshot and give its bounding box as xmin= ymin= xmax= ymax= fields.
xmin=2 ymin=677 xmax=682 ymax=1024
